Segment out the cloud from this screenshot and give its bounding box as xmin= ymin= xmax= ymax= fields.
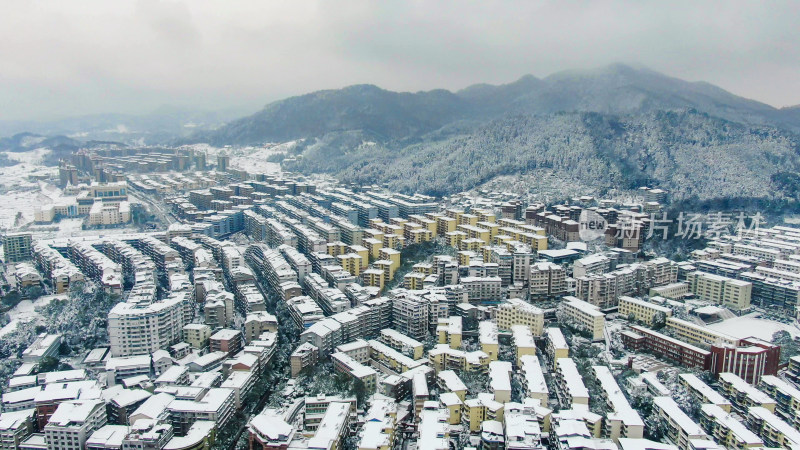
xmin=0 ymin=0 xmax=799 ymax=121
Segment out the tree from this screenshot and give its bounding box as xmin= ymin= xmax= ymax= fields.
xmin=629 ymin=391 xmax=653 ymax=416
xmin=36 ymin=286 xmax=120 ymax=354
xmin=455 ymin=430 xmax=472 ymax=449
xmin=38 ymin=356 xmax=60 ymax=373
xmin=511 ymin=373 xmax=525 ymax=403
xmin=608 ymin=332 xmax=626 ymax=358
xmin=772 ymin=330 xmax=798 ymax=365
xmin=23 ymin=285 xmax=43 ymax=300
xmin=644 ymin=409 xmax=665 ymax=441
xmin=463 ymin=316 xmax=478 ymax=332
xmin=651 ymin=311 xmax=667 ymax=330
xmin=498 ymin=344 xmax=515 ymax=363
xmin=458 ymin=370 xmax=488 ymax=395
xmin=423 ymin=334 xmax=438 ymax=351
xmin=1 ymin=290 xmax=22 ymax=308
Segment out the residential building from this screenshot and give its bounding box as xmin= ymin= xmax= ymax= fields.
xmin=3 ymin=234 xmax=32 ymax=263
xmin=43 ymin=400 xmax=107 ymax=450
xmin=391 ymin=293 xmax=428 ymax=341
xmin=182 ymin=324 xmax=211 ymax=350
xmin=718 ymin=373 xmax=776 ymax=413
xmin=496 ymin=299 xmax=544 ymax=336
xmin=652 ymin=397 xmax=708 ymax=450
xmin=618 ymin=296 xmax=672 ymax=324
xmin=108 ymin=293 xmax=188 ymax=357
xmin=247 ymin=409 xmax=294 ymax=450
xmin=435 ymin=317 xmax=462 ymax=350
xmin=559 ymin=297 xmax=605 ymax=341
xmin=554 ymin=358 xmax=589 ymax=408
xmin=688 ymin=271 xmax=752 ymax=310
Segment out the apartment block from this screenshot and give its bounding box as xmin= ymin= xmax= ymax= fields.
xmin=379 ymin=329 xmax=424 ymax=360
xmin=496 ymin=299 xmax=544 ymax=336
xmin=679 ymin=373 xmax=731 ymax=412
xmin=479 ymin=321 xmax=500 ymax=361
xmin=511 ymin=325 xmax=536 ymax=366
xmin=592 ymin=366 xmax=644 ymax=442
xmin=747 ymin=406 xmax=800 ymax=449
xmin=688 ymin=271 xmax=752 ymax=310
xmin=652 ymin=397 xmax=708 ymax=450
xmin=391 ymin=293 xmax=428 ymax=341
xmin=718 ymin=372 xmax=776 ymax=413
xmin=545 ymin=328 xmax=569 ymax=368
xmin=3 ymin=234 xmax=32 ymax=263
xmin=368 ymin=340 xmax=427 ymax=374
xmin=290 ymin=342 xmax=319 ymax=377
xmin=331 ymin=352 xmax=377 ymax=394
xmin=559 ymin=297 xmax=605 ymax=341
xmin=427 ymin=344 xmax=489 ymax=374
xmin=436 ymin=317 xmax=462 ymax=349
xmin=698 ymin=403 xmax=763 ymax=449
xmin=759 ymin=375 xmax=800 ymax=428
xmin=167 ymin=388 xmax=235 ymax=435
xmin=108 ymin=292 xmax=188 ymax=357
xmin=618 ymin=296 xmax=672 ymax=324
xmin=519 ymin=354 xmax=548 ymax=407
xmin=436 ymin=370 xmax=467 ymax=401
xmin=43 ymin=400 xmax=108 ymax=450
xmin=529 ymin=262 xmax=567 ymax=299
xmin=554 ymin=358 xmax=589 ymax=408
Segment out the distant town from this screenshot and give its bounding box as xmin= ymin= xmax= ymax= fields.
xmin=2 ymin=144 xmax=800 ymax=450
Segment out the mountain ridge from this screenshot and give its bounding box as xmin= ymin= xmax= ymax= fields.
xmin=186 ymin=63 xmax=797 ymax=146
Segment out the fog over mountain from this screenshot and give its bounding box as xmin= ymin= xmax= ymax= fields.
xmin=8 ymin=64 xmax=800 ymax=205
xmin=176 ymin=64 xmax=800 ymax=204
xmin=191 ymin=64 xmax=800 ymax=146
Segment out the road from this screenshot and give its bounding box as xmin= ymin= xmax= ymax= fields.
xmin=127 ymin=186 xmax=177 ymax=227
xmin=220 ymin=250 xmax=294 ymax=450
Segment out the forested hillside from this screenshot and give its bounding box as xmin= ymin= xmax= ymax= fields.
xmin=185 ymin=64 xmax=800 ymax=204
xmin=285 ymin=110 xmax=800 ymax=202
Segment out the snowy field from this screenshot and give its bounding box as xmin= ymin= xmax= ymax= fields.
xmin=0 ymin=149 xmax=61 ymax=229
xmin=705 ymin=313 xmax=800 ymax=340
xmin=0 ymin=178 xmax=61 ymax=229
xmin=5 ymin=148 xmax=51 ymax=164
xmin=230 ymin=142 xmax=295 ymax=175
xmin=23 ymin=218 xmax=140 ymax=240
xmin=180 ymin=142 xmax=289 ymax=175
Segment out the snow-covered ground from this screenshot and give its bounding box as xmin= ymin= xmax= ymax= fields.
xmin=4 ymin=148 xmax=51 ymax=164
xmin=705 ymin=313 xmax=800 ymax=340
xmin=7 ymin=294 xmax=63 ymax=322
xmin=24 ymin=217 xmax=140 ymax=240
xmin=230 ymin=142 xmax=295 ymax=175
xmin=0 ymin=294 xmax=65 ymax=337
xmin=0 ymin=151 xmax=62 ymax=230
xmin=0 ymin=319 xmax=27 ymax=338
xmin=0 ymin=174 xmax=63 ymax=230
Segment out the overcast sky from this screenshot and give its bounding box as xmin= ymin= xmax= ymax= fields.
xmin=2 ymin=0 xmax=799 ymax=121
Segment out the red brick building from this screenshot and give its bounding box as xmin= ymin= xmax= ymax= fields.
xmin=710 ymin=337 xmax=780 ymax=384
xmin=623 ymin=326 xmax=780 ymax=384
xmin=626 ymin=325 xmax=712 ymax=370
